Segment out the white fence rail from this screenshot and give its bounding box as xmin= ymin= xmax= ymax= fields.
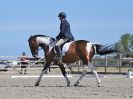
xmin=0 ymin=54 xmax=133 ymax=73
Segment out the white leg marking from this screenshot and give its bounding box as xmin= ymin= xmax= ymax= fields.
xmin=74 ymin=66 xmax=88 ymax=86
xmin=64 ymin=75 xmax=70 ymax=86
xmin=35 ymin=68 xmax=48 ymax=86
xmin=88 ymin=63 xmax=101 ymax=87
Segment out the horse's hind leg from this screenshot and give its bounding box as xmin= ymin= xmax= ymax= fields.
xmin=74 ymin=66 xmax=88 ymax=86
xmin=58 ymin=62 xmax=70 ymax=87
xmin=88 ymin=62 xmax=102 ymax=87
xmin=92 ymin=69 xmax=101 ymax=87
xmin=74 ymin=62 xmax=102 ymax=87
xmin=35 ymin=62 xmax=50 ymax=86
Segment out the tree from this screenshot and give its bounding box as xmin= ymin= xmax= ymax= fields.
xmin=128 ymin=34 xmax=133 ymax=53
xmin=117 ymin=33 xmax=133 ymax=53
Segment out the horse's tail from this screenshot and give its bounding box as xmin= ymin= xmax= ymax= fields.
xmin=92 ymin=43 xmax=118 ymax=55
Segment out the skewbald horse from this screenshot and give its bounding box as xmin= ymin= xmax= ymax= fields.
xmin=28 ymin=35 xmax=117 ymax=87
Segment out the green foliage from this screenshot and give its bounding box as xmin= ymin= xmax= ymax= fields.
xmin=117 ymin=33 xmax=133 ymax=53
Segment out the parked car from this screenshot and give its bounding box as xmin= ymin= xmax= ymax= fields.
xmin=122 ymin=57 xmax=133 ymax=66
xmin=0 ymin=61 xmax=9 ymax=71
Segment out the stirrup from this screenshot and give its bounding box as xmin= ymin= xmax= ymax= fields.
xmin=58 ymin=59 xmax=63 ymax=64
xmin=54 ymin=55 xmax=63 ymax=63
xmin=54 ymin=55 xmax=58 ymax=60
xmin=55 ymin=56 xmax=62 ymax=61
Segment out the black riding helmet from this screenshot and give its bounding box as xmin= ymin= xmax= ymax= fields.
xmin=58 ymin=12 xmax=66 ymax=18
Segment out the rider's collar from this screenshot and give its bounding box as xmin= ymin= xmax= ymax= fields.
xmin=61 ymin=18 xmax=65 ymax=22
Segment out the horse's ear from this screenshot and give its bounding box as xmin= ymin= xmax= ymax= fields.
xmin=28 ymin=35 xmax=33 ymax=41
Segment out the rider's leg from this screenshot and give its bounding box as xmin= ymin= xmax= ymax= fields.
xmin=55 ymin=38 xmax=68 ymax=60
xmin=55 ymin=45 xmax=62 ymax=59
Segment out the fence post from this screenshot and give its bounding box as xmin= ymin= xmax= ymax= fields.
xmin=119 ymin=54 xmax=122 ymax=73
xmin=105 ymin=55 xmax=107 ymax=73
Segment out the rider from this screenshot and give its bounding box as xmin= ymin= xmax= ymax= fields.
xmin=55 ymin=12 xmax=74 ymax=61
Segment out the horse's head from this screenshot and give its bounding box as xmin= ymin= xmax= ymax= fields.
xmin=28 ymin=35 xmax=39 ymax=57
xmin=28 ymin=35 xmax=55 ymax=58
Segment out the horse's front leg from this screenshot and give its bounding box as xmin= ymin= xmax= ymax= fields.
xmin=35 ymin=62 xmax=50 ymax=86
xmin=58 ymin=62 xmax=70 ymax=87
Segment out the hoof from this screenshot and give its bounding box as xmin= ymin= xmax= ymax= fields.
xmin=74 ymin=83 xmax=79 ymax=86
xmin=98 ymin=84 xmax=102 ymax=87
xmin=67 ymin=82 xmax=70 ymax=87
xmin=35 ymin=83 xmax=39 ymax=86
xmin=74 ymin=84 xmax=78 ymax=86
xmin=74 ymin=81 xmax=79 ymax=86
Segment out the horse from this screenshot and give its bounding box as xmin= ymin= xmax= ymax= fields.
xmin=28 ymin=35 xmax=117 ymax=87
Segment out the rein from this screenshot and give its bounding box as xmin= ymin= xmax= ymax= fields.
xmin=38 ymin=48 xmax=42 ymax=51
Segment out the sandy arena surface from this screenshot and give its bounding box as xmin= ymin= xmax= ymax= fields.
xmin=0 ymin=68 xmax=133 ymax=99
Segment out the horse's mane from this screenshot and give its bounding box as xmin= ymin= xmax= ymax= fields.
xmin=32 ymin=34 xmax=55 ymax=41
xmin=33 ymin=34 xmax=50 ymax=38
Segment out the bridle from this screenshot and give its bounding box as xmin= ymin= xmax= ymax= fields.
xmin=29 ymin=35 xmax=57 ymax=57
xmin=28 ymin=36 xmax=39 ymax=57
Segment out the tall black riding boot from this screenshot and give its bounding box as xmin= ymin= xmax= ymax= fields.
xmin=55 ymin=46 xmax=62 ymax=61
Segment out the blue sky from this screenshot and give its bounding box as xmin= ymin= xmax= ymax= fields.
xmin=0 ymin=0 xmax=133 ymax=56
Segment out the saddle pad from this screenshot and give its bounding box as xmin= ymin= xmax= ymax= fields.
xmin=62 ymin=41 xmax=73 ymax=56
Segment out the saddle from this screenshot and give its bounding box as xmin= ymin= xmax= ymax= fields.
xmin=61 ymin=41 xmax=73 ymax=56
xmin=48 ymin=40 xmax=73 ymax=56
xmin=57 ymin=39 xmax=74 ymax=50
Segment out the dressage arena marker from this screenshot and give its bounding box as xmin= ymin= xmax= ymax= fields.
xmin=11 ymin=75 xmax=72 ymax=78
xmin=127 ymin=69 xmax=133 ymax=78
xmin=11 ymin=74 xmax=106 ymax=78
